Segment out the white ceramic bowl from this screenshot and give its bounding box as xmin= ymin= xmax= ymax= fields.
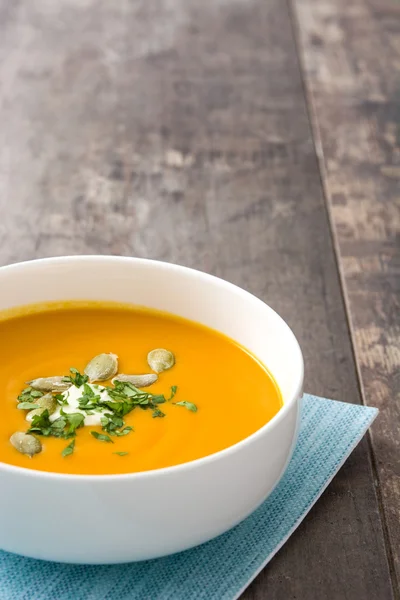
xmin=0 ymin=256 xmax=303 ymax=563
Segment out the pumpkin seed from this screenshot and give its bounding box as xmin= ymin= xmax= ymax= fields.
xmin=26 ymin=376 xmax=71 ymax=392
xmin=84 ymin=353 xmax=118 ymax=382
xmin=147 ymin=349 xmax=175 ymax=373
xmin=10 ymin=432 xmax=42 ymax=457
xmin=112 ymin=373 xmax=158 ymax=387
xmin=26 ymin=393 xmax=57 ymax=422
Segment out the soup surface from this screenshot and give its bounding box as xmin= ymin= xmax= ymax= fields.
xmin=0 ymin=302 xmax=282 ymax=475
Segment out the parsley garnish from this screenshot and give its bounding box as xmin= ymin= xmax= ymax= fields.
xmin=28 ymin=409 xmax=84 ymax=439
xmin=63 ymin=411 xmax=85 ymax=436
xmin=55 ymin=393 xmax=68 ymax=405
xmin=91 ymin=431 xmax=114 ymax=443
xmin=63 ymin=368 xmax=89 ymax=388
xmin=168 ymin=386 xmax=178 ymax=400
xmin=19 ymin=360 xmax=195 ymax=456
xmin=174 ymin=401 xmax=198 ymax=412
xmin=96 ymin=382 xmax=185 ymax=430
xmin=17 ymin=402 xmax=39 ymax=410
xmin=61 ymin=439 xmax=75 ymax=457
xmin=77 ymin=383 xmax=101 ymax=411
xmin=152 ymin=408 xmax=166 ymax=418
xmin=28 ymin=409 xmax=53 ymax=436
xmin=51 ymin=417 xmax=67 ymax=431
xmin=150 ymin=394 xmax=166 ymax=404
xmin=100 ymin=414 xmax=132 ymax=436
xmin=151 ymin=386 xmax=177 ymax=405
xmin=17 ymin=386 xmax=44 ymax=405
xmin=115 ymin=426 xmax=133 ymax=436
xmin=100 ymin=413 xmax=123 ymax=432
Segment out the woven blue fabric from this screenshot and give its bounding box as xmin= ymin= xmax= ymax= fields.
xmin=0 ymin=394 xmax=377 ymax=600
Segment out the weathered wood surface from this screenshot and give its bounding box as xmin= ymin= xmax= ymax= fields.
xmin=0 ymin=0 xmax=395 ymax=597
xmin=293 ymin=0 xmax=400 ymax=593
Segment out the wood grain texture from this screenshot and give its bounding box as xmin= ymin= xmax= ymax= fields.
xmin=0 ymin=0 xmax=394 ymax=597
xmin=292 ymin=0 xmax=400 ymax=593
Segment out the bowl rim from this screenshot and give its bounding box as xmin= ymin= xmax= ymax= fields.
xmin=0 ymin=255 xmax=304 ymax=481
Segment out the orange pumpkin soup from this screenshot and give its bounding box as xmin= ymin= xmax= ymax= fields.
xmin=0 ymin=302 xmax=282 ymax=475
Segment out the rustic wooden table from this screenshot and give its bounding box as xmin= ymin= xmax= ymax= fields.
xmin=0 ymin=0 xmax=398 ymax=598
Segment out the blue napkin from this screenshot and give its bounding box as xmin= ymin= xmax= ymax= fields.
xmin=0 ymin=394 xmax=377 ymax=600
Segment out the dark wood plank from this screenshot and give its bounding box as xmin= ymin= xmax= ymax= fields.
xmin=292 ymin=0 xmax=400 ymax=593
xmin=0 ymin=0 xmax=393 ymax=597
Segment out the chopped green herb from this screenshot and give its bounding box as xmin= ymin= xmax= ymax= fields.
xmin=63 ymin=368 xmax=88 ymax=388
xmin=100 ymin=412 xmax=133 ymax=437
xmin=61 ymin=439 xmax=75 ymax=457
xmin=17 ymin=402 xmax=39 ymax=410
xmin=114 ymin=426 xmax=133 ymax=436
xmin=17 ymin=387 xmax=44 ymax=405
xmin=51 ymin=417 xmax=67 ymax=431
xmin=101 ymin=413 xmax=123 ymax=429
xmin=151 ymin=394 xmax=166 ymax=404
xmin=17 ymin=386 xmax=33 ymax=398
xmin=19 ymin=361 xmax=194 ymax=453
xmin=91 ymin=431 xmax=114 ymax=443
xmin=113 ymin=451 xmax=129 ymax=456
xmin=152 ymin=408 xmax=166 ymax=418
xmin=77 ymin=385 xmax=101 ymax=411
xmin=77 ymin=384 xmax=100 ymax=409
xmin=174 ymin=401 xmax=198 ymax=412
xmin=28 ymin=409 xmax=53 ymax=436
xmin=83 ymin=383 xmax=95 ymax=397
xmin=55 ymin=393 xmax=67 ymax=405
xmin=168 ymin=385 xmax=178 ymax=400
xmin=119 ymin=383 xmax=142 ymax=398
xmin=60 ymin=410 xmax=85 ymax=436
xmin=29 ymin=409 xmax=84 ymax=440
